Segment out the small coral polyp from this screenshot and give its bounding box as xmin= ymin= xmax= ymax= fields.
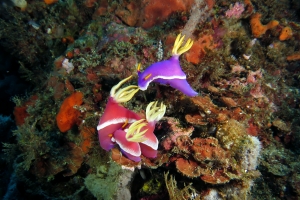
xmin=97 ymin=76 xmax=166 ymax=162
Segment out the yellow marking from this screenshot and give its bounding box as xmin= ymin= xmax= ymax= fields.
xmin=144 ymin=73 xmax=152 ymax=80
xmin=108 ymin=133 xmax=113 ymax=138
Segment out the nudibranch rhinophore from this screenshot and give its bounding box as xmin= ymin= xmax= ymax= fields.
xmin=137 ymin=34 xmax=198 ymax=97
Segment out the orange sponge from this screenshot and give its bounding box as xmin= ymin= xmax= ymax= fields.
xmin=185 ymin=34 xmax=215 ymax=64
xmin=56 ymin=92 xmax=83 ymax=132
xmin=287 ymin=51 xmax=300 ymax=61
xmin=142 ymin=0 xmax=195 ymax=28
xmin=115 ymin=0 xmax=194 ymax=29
xmin=13 ymin=95 xmax=38 ymax=126
xmin=250 ymin=13 xmax=279 ymax=38
xmin=279 ymin=26 xmax=293 ymax=41
xmin=80 ymin=127 xmax=95 ymax=154
xmin=44 ymin=0 xmax=58 ymax=5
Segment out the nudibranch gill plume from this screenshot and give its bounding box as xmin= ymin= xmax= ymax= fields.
xmin=137 ymin=34 xmax=198 ymax=97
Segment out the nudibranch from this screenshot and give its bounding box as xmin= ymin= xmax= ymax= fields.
xmin=137 ymin=34 xmax=198 ymax=97
xmin=97 ymin=76 xmax=140 ymax=151
xmin=112 ymin=101 xmax=166 ymax=162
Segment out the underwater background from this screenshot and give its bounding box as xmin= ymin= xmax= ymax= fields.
xmin=0 ymin=0 xmax=300 ymax=199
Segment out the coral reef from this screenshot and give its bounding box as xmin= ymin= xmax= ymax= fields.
xmin=1 ymin=0 xmax=300 ymax=199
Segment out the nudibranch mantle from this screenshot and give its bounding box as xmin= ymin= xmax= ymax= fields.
xmin=138 ymin=56 xmax=186 ymax=90
xmin=138 ymin=34 xmax=198 ymax=97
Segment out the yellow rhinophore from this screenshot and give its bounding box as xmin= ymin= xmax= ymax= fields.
xmin=137 ymin=63 xmax=141 ymax=72
xmin=172 ymin=34 xmax=194 ymax=56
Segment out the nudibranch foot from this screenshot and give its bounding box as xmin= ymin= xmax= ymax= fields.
xmin=140 ymin=143 xmax=157 ymax=158
xmin=100 ymin=136 xmax=115 ymax=151
xmin=121 ymin=149 xmax=141 ymax=162
xmin=168 ymin=78 xmax=198 ymax=97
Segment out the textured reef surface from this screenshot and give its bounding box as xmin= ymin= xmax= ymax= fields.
xmin=0 ymin=0 xmax=300 ymax=199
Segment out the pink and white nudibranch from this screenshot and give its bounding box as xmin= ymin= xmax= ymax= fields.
xmin=112 ymin=101 xmax=166 ymax=162
xmin=137 ymin=34 xmax=198 ymax=97
xmin=97 ymin=76 xmax=140 ymax=151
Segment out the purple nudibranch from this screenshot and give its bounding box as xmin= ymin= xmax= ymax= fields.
xmin=137 ymin=34 xmax=198 ymax=97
